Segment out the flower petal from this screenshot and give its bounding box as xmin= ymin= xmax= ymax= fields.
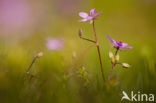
xmin=116 ymin=42 xmax=123 ymax=47
xmin=90 ymin=8 xmax=96 ymax=16
xmin=79 ymin=16 xmax=93 ymax=22
xmin=124 ymin=46 xmax=133 ymax=49
xmin=79 ymin=12 xmax=88 ymax=18
xmin=86 ymin=16 xmax=93 ymax=20
xmin=106 ymin=35 xmax=118 ymax=46
xmin=122 ymin=43 xmax=128 ymax=47
xmin=79 ymin=19 xmax=88 ymax=22
xmin=94 ymin=11 xmax=102 ymax=18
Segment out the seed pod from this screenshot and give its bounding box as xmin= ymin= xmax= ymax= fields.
xmin=122 ymin=63 xmax=130 ymax=68
xmin=90 ymin=20 xmax=93 ymax=24
xmin=115 ymin=53 xmax=119 ymax=62
xmin=111 ymin=57 xmax=115 ymax=63
xmin=109 ymin=51 xmax=114 ymax=59
xmin=109 ymin=51 xmax=115 ymax=63
xmin=79 ymin=28 xmax=83 ymax=37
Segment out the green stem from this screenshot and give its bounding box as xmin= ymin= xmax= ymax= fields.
xmin=93 ymin=20 xmax=105 ymax=82
xmin=26 ymin=56 xmax=38 ymax=74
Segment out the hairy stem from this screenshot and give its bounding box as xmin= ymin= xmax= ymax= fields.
xmin=108 ymin=63 xmax=115 ymax=81
xmin=97 ymin=45 xmax=105 ymax=82
xmin=78 ymin=43 xmax=95 ymax=58
xmin=108 ymin=48 xmax=119 ymax=81
xmin=93 ymin=21 xmax=98 ymax=42
xmin=80 ymin=36 xmax=96 ymax=43
xmin=93 ymin=20 xmax=105 ymax=82
xmin=115 ymin=47 xmax=119 ymax=56
xmin=26 ymin=56 xmax=38 ymax=74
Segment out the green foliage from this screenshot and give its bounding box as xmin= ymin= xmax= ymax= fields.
xmin=0 ymin=0 xmax=156 ymax=103
xmin=77 ymin=67 xmax=90 ymax=86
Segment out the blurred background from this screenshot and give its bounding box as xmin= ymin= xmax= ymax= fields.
xmin=0 ymin=0 xmax=156 ymax=103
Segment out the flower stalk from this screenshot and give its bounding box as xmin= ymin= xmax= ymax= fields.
xmin=106 ymin=35 xmax=132 ymax=81
xmin=26 ymin=52 xmax=43 ymax=75
xmin=93 ymin=21 xmax=105 ymax=82
xmin=108 ymin=48 xmax=119 ymax=81
xmin=78 ymin=9 xmax=105 ymax=83
xmin=78 ymin=21 xmax=106 ymax=82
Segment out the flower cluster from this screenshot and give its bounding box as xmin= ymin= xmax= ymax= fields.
xmin=106 ymin=35 xmax=132 ymax=50
xmin=106 ymin=35 xmax=132 ymax=81
xmin=78 ymin=8 xmax=105 ymax=82
xmin=78 ymin=8 xmax=133 ymax=82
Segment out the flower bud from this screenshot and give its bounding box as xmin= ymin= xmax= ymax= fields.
xmin=115 ymin=53 xmax=119 ymax=62
xmin=112 ymin=58 xmax=115 ymax=63
xmin=109 ymin=51 xmax=115 ymax=63
xmin=90 ymin=20 xmax=93 ymax=24
xmin=79 ymin=28 xmax=83 ymax=37
xmin=109 ymin=51 xmax=114 ymax=59
xmin=121 ymin=63 xmax=130 ymax=68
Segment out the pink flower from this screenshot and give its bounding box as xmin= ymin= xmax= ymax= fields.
xmin=78 ymin=8 xmax=102 ymax=22
xmin=106 ymin=35 xmax=132 ymax=49
xmin=46 ymin=37 xmax=64 ymax=51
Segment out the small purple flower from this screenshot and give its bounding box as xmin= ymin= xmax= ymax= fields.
xmin=78 ymin=8 xmax=102 ymax=22
xmin=106 ymin=35 xmax=132 ymax=49
xmin=46 ymin=37 xmax=64 ymax=51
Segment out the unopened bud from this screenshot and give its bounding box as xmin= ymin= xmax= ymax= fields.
xmin=109 ymin=51 xmax=115 ymax=63
xmin=111 ymin=57 xmax=115 ymax=63
xmin=37 ymin=52 xmax=43 ymax=58
xmin=115 ymin=53 xmax=119 ymax=62
xmin=90 ymin=20 xmax=93 ymax=24
xmin=79 ymin=28 xmax=83 ymax=37
xmin=109 ymin=51 xmax=114 ymax=59
xmin=121 ymin=63 xmax=130 ymax=68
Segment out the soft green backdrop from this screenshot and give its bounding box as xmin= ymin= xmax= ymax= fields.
xmin=0 ymin=0 xmax=156 ymax=103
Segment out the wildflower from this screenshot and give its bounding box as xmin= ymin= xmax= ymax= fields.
xmin=107 ymin=35 xmax=132 ymax=81
xmin=46 ymin=37 xmax=64 ymax=51
xmin=106 ymin=35 xmax=132 ymax=50
xmin=78 ymin=8 xmax=105 ymax=82
xmin=78 ymin=8 xmax=102 ymax=22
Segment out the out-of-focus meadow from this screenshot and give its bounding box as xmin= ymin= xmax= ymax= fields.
xmin=0 ymin=0 xmax=156 ymax=103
